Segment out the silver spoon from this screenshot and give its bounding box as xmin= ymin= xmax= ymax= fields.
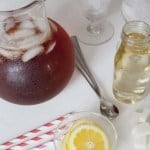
xmin=71 ymin=36 xmax=119 ymax=120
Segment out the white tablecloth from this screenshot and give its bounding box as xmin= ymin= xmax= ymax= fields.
xmin=0 ymin=0 xmax=149 ymax=149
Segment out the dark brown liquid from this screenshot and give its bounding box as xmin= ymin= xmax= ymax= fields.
xmin=0 ymin=19 xmax=75 ymax=105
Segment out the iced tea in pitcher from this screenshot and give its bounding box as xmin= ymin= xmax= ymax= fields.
xmin=0 ymin=1 xmax=74 ymax=104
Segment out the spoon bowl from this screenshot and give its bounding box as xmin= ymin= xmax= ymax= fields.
xmin=71 ymin=36 xmax=119 ymax=120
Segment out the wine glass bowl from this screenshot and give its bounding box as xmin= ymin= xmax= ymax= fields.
xmin=122 ymin=0 xmax=150 ymax=24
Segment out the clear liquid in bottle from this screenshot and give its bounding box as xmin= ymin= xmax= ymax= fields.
xmin=113 ymin=32 xmax=150 ymax=104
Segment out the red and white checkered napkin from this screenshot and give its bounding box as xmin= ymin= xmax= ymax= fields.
xmin=0 ymin=112 xmax=72 ymax=150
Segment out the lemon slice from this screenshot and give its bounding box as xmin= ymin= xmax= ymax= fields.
xmin=61 ymin=119 xmax=95 ymax=150
xmin=64 ymin=119 xmax=110 ymax=150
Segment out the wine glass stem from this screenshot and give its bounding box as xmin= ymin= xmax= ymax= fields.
xmin=87 ymin=22 xmax=102 ymax=35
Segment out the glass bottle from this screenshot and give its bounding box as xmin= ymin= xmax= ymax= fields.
xmin=113 ymin=21 xmax=150 ymax=104
xmin=0 ymin=0 xmax=74 ymax=105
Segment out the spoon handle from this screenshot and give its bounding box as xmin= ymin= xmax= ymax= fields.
xmin=71 ymin=36 xmax=102 ymax=99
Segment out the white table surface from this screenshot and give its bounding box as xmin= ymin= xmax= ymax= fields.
xmin=0 ymin=0 xmax=149 ymax=150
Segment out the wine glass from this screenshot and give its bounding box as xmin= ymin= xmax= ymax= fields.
xmin=76 ymin=0 xmax=114 ymax=45
xmin=122 ymin=0 xmax=150 ymax=24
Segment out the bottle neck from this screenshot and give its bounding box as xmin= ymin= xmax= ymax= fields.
xmin=121 ymin=21 xmax=150 ymax=51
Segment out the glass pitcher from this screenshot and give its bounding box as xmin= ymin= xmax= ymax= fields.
xmin=0 ymin=0 xmax=75 ymax=105
xmin=113 ymin=21 xmax=150 ymax=104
